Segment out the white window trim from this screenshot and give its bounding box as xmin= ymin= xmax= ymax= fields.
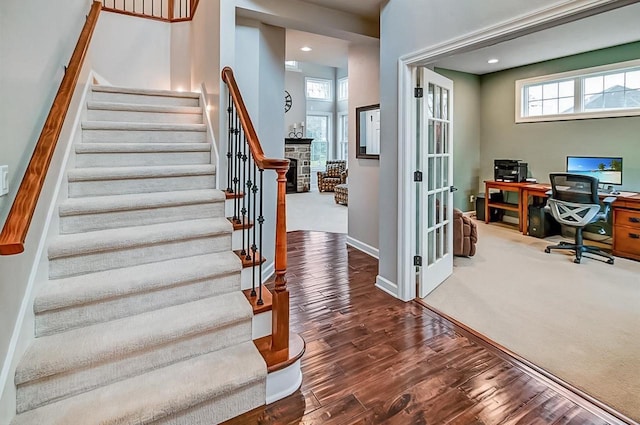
xmin=337 ymin=77 xmax=348 ymax=101
xmin=306 ymin=111 xmax=333 ymax=160
xmin=305 ymin=77 xmax=333 ymax=102
xmin=337 ymin=111 xmax=348 ymax=160
xmin=515 ymin=58 xmax=640 ymax=123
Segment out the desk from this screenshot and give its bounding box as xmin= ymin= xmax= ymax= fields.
xmin=484 ymin=181 xmax=527 ymax=232
xmin=484 ymin=180 xmax=640 ymax=261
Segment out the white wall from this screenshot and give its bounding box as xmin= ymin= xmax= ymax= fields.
xmin=171 ymin=21 xmax=192 ymax=91
xmin=91 ymin=11 xmax=172 ymax=89
xmin=0 ymin=1 xmax=92 ymax=418
xmin=235 ymin=19 xmax=286 ymax=275
xmin=284 ymin=70 xmax=305 ymax=135
xmin=378 ymin=0 xmax=568 ymax=290
xmin=348 ymin=43 xmax=380 ymax=254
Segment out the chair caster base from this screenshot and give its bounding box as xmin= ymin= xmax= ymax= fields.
xmin=607 ymin=258 xmax=615 ymax=265
xmin=574 ymin=258 xmax=581 ymax=264
xmin=544 ymin=248 xmax=550 ymax=253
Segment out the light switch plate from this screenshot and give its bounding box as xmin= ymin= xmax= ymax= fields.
xmin=0 ymin=165 xmax=8 ymax=196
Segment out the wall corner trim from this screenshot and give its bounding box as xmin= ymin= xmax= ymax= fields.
xmin=375 ymin=275 xmax=399 ymax=299
xmin=346 ymin=236 xmax=379 ymax=259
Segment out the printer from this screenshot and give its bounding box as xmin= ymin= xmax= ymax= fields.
xmin=494 ymin=159 xmax=528 ymax=182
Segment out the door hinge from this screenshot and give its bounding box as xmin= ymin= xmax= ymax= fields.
xmin=413 ymin=255 xmax=422 ymax=266
xmin=414 ymin=171 xmax=423 ymax=182
xmin=414 ymin=87 xmax=423 ymax=98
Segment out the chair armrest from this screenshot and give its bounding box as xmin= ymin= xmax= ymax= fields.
xmin=602 ymin=196 xmax=616 ymax=205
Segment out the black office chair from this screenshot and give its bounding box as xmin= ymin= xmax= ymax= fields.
xmin=544 ymin=173 xmax=616 ymax=264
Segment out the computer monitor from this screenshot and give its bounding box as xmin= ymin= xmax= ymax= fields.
xmin=566 ymin=156 xmax=623 ymax=185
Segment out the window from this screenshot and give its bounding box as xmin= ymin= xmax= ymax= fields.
xmin=516 ymin=59 xmax=640 ymax=122
xmin=337 ymin=113 xmax=348 ymax=160
xmin=338 ymin=77 xmax=348 ymax=101
xmin=306 ymin=78 xmax=332 ymax=101
xmin=285 ymin=60 xmax=300 ymax=71
xmin=306 ymin=114 xmax=331 ymax=169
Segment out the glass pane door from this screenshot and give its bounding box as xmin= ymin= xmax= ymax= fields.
xmin=418 ymin=68 xmax=454 ymax=298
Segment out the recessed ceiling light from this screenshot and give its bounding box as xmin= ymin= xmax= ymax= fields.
xmin=488 ymin=58 xmax=499 ymax=64
xmin=300 ymin=46 xmax=312 ymax=52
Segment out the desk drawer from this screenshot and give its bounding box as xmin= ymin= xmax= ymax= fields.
xmin=615 ymin=208 xmax=640 ymax=230
xmin=614 ymin=225 xmax=640 ymax=257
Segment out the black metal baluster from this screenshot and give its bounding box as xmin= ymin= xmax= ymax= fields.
xmin=251 ymin=164 xmax=258 ymax=297
xmin=233 ymin=113 xmax=241 ymax=222
xmin=240 ymin=135 xmax=248 ymax=256
xmin=257 ymin=169 xmax=264 ymax=306
xmin=226 ymin=95 xmax=233 ymax=193
xmin=245 ymin=154 xmax=253 ymax=262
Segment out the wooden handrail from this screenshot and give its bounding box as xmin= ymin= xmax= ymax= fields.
xmin=221 ymin=66 xmax=291 ymax=353
xmin=221 ymin=67 xmax=290 ymax=171
xmin=0 ymin=1 xmax=102 ymax=255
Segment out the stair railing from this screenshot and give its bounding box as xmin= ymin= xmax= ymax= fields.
xmin=221 ymin=67 xmax=291 ymax=353
xmin=101 ymin=0 xmax=200 ymax=22
xmin=0 ymin=1 xmax=102 ymax=256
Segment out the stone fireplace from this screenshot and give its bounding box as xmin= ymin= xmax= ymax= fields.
xmin=284 ymin=138 xmax=311 ymax=193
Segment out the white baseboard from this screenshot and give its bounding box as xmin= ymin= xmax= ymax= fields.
xmin=346 ymin=236 xmax=379 ymax=259
xmin=375 ymin=275 xmax=399 ymax=299
xmin=265 ymin=359 xmax=302 ymax=405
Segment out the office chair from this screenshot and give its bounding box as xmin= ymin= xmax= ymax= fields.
xmin=544 ymin=173 xmax=616 ymax=264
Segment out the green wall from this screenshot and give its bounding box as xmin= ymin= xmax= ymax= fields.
xmin=435 ymin=68 xmax=481 ymax=212
xmin=479 ymin=41 xmax=640 ymax=193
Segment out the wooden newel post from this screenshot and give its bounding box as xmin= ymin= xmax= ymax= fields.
xmin=271 ymin=166 xmax=290 ymax=352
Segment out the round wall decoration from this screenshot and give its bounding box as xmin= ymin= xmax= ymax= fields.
xmin=284 ymin=90 xmax=292 ymax=113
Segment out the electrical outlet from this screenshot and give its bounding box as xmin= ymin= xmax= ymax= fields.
xmin=469 ymin=194 xmax=475 ymax=204
xmin=0 ymin=165 xmax=8 ymax=196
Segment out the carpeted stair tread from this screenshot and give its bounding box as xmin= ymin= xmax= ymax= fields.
xmin=59 ymin=189 xmax=224 ymax=217
xmin=91 ymin=84 xmax=200 ymax=99
xmin=34 ymin=251 xmax=241 ymax=314
xmin=48 ymin=218 xmax=231 ymax=260
xmin=75 ymin=142 xmax=211 ymax=154
xmin=67 ymin=164 xmax=216 ymax=182
xmin=82 ymin=121 xmax=206 ymax=132
xmin=12 ymin=341 xmax=265 ymax=425
xmin=16 ymin=292 xmax=252 ymax=385
xmin=87 ymin=101 xmax=202 ymax=114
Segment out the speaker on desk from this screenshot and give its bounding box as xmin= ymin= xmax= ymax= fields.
xmin=528 ymin=204 xmax=560 ymax=238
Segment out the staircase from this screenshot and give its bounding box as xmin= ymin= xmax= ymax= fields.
xmin=11 ymin=85 xmax=267 ymax=424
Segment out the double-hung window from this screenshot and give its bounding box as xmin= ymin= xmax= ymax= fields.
xmin=516 ymin=59 xmax=640 ymax=122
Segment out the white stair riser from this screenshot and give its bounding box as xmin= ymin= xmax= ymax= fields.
xmin=241 ymin=267 xmax=266 ymax=291
xmin=153 ymin=382 xmax=265 ymax=425
xmin=82 ymin=129 xmax=207 ymax=143
xmin=252 ymin=311 xmax=272 ymax=340
xmin=49 ymin=233 xmax=231 ymax=279
xmin=17 ymin=320 xmax=251 ymax=413
xmin=36 ymin=272 xmax=240 ymax=337
xmin=87 ymin=109 xmax=202 ymax=124
xmin=68 ymin=175 xmax=215 ymax=197
xmin=92 ymin=91 xmax=199 ymax=107
xmin=76 ymin=150 xmax=211 ymax=168
xmin=60 ymin=202 xmax=223 ymax=234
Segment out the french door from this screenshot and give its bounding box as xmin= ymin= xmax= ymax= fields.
xmin=416 ymin=67 xmax=454 ymax=298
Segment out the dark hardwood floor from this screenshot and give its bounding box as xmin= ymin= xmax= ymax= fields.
xmin=224 ymin=231 xmax=610 ymax=425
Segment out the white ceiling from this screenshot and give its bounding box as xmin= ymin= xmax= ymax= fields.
xmin=297 ymin=0 xmax=381 ymax=21
xmin=286 ymin=29 xmax=350 ymax=69
xmin=434 ymin=2 xmax=640 ymax=75
xmin=285 ymin=1 xmax=640 ymax=74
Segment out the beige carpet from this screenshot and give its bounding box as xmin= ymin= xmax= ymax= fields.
xmin=286 ymin=191 xmax=347 ymax=234
xmin=425 ymin=219 xmax=640 ymax=422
